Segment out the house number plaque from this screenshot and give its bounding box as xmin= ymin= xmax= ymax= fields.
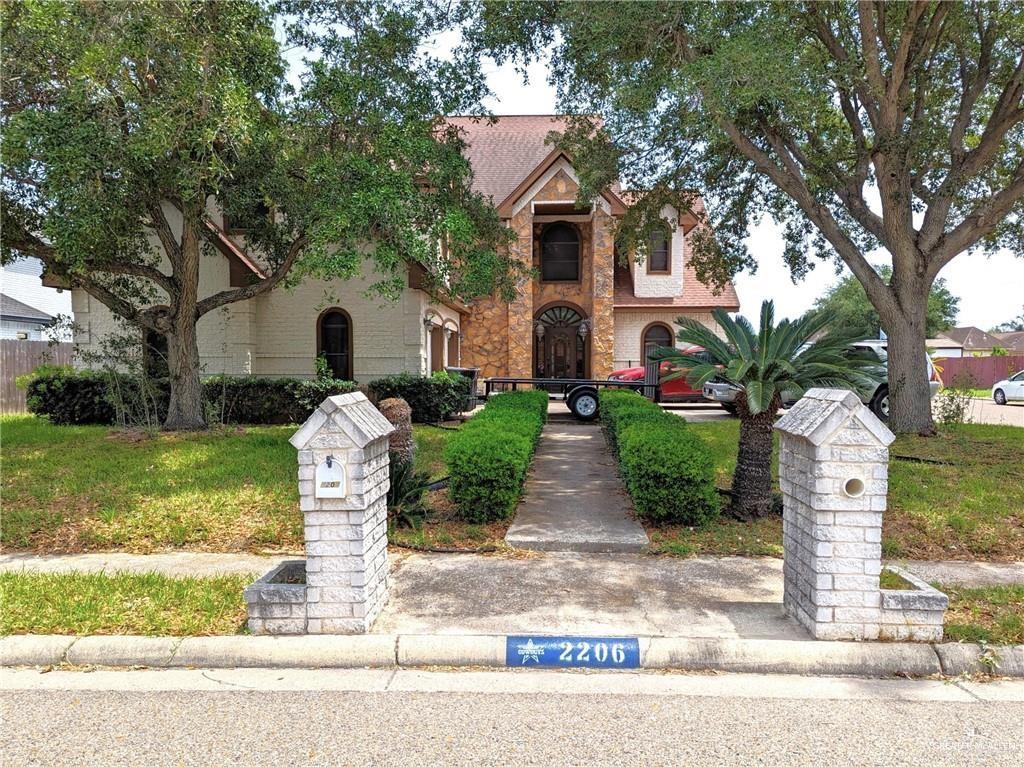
xmin=314 ymin=456 xmax=346 ymax=498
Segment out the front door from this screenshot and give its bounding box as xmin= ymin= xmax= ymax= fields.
xmin=534 ymin=306 xmax=587 ymax=379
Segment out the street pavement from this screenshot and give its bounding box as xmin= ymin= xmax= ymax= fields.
xmin=2 ymin=668 xmax=1022 ymax=766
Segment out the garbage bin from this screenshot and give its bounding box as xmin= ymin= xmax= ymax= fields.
xmin=445 ymin=366 xmax=480 ymax=412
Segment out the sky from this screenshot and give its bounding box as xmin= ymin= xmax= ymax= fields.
xmin=478 ymin=52 xmax=1024 ymax=332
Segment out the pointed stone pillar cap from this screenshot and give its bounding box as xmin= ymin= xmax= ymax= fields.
xmin=774 ymin=387 xmax=895 ymax=447
xmin=290 ymin=392 xmax=396 ymax=450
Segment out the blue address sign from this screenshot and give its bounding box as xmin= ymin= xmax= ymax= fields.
xmin=505 ymin=635 xmax=641 ymax=669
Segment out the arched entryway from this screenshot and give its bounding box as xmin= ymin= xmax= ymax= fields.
xmin=534 ymin=304 xmax=589 ymax=379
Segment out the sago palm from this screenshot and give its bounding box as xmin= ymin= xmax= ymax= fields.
xmin=652 ymin=300 xmax=882 ymax=520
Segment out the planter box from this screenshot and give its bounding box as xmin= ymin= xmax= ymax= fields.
xmin=244 ymin=560 xmax=306 ymax=635
xmin=879 ymin=566 xmax=948 ymax=642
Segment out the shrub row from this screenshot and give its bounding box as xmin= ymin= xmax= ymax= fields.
xmin=25 ymin=368 xmax=358 ymax=426
xmin=600 ymin=390 xmax=720 ymax=527
xmin=367 ymin=371 xmax=471 ymax=423
xmin=445 ymin=390 xmax=548 ymax=523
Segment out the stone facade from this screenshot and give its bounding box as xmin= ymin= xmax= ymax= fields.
xmin=244 ymin=560 xmax=307 ymax=635
xmin=461 ymin=163 xmax=617 ymax=380
xmin=246 ymin=392 xmax=395 ymax=635
xmin=775 ymin=388 xmax=947 ymax=642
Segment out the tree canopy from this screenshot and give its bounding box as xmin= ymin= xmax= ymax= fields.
xmin=811 ymin=266 xmax=959 ymax=339
xmin=1 ymin=0 xmax=514 ymax=428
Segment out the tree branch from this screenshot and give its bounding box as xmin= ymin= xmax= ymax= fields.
xmin=195 ymin=234 xmax=307 ymax=317
xmin=928 ymin=159 xmax=1024 ymax=279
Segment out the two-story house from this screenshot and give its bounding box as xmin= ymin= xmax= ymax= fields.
xmin=52 ymin=115 xmax=738 ymax=386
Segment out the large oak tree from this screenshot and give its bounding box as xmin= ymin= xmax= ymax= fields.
xmin=2 ymin=0 xmax=513 ymax=430
xmin=474 ymin=0 xmax=1024 ymax=433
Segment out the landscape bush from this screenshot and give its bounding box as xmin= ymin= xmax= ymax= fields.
xmin=24 ymin=368 xmax=117 ymax=425
xmin=445 ymin=390 xmax=548 ymax=522
xmin=599 ymin=389 xmax=720 ymax=526
xmin=367 ymin=371 xmax=471 ymax=423
xmin=204 ymin=376 xmax=358 ymax=424
xmin=24 ymin=367 xmax=357 ymax=426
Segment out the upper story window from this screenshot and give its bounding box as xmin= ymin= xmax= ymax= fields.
xmin=541 ymin=222 xmax=580 ymax=282
xmin=647 ymin=226 xmax=671 ymax=274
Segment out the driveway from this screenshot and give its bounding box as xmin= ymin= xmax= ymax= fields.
xmin=940 ymin=397 xmax=1024 ymax=427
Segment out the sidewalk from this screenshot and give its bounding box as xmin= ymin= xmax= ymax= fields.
xmin=2 ymin=550 xmax=1022 ymax=587
xmin=504 ymin=421 xmax=649 ymax=553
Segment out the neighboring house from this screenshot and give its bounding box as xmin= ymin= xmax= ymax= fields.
xmin=0 ymin=293 xmax=55 ymax=341
xmin=925 ymin=337 xmax=965 ymax=358
xmin=1 ymin=258 xmax=72 ymax=341
xmin=993 ymin=331 xmax=1024 ymax=354
xmin=45 ymin=115 xmax=737 ymax=385
xmin=939 ymin=326 xmax=1007 ymax=357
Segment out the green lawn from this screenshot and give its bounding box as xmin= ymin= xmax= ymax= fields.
xmin=1 ymin=416 xmax=302 ymax=553
xmin=0 ymin=571 xmax=250 ymax=636
xmin=942 ymin=584 xmax=1024 ymax=645
xmin=0 ymin=416 xmax=460 ymax=554
xmin=656 ymin=420 xmax=1024 ymax=561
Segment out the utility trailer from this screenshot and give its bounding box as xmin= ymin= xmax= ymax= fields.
xmin=482 ymin=377 xmax=656 ymax=421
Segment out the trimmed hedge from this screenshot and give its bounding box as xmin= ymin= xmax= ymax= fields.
xmin=203 ymin=376 xmax=358 ymax=424
xmin=599 ymin=390 xmax=720 ymax=526
xmin=445 ymin=390 xmax=548 ymax=523
xmin=25 ymin=369 xmax=116 ymax=425
xmin=25 ymin=368 xmax=357 ymax=426
xmin=367 ymin=371 xmax=471 ymax=423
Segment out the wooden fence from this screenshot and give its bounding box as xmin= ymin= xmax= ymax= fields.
xmin=0 ymin=340 xmax=74 ymax=414
xmin=933 ymin=354 xmax=1024 ymax=388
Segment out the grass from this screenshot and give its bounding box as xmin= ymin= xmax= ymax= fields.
xmin=942 ymin=584 xmax=1024 ymax=645
xmin=667 ymin=419 xmax=1024 ymax=562
xmin=0 ymin=415 xmax=471 ymax=554
xmin=0 ymin=571 xmax=250 ymax=636
xmin=412 ymin=424 xmax=456 ymax=481
xmin=1 ymin=415 xmax=303 ymax=553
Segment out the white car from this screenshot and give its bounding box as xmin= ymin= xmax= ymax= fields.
xmin=992 ymin=370 xmax=1024 ymax=405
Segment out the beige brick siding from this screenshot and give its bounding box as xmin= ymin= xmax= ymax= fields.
xmin=613 ymin=309 xmax=720 ymax=370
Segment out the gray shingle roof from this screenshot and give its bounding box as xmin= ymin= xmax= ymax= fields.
xmin=0 ymin=293 xmax=53 ymax=323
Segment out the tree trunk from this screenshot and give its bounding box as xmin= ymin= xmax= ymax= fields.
xmin=162 ymin=210 xmax=206 ymax=431
xmin=730 ymin=397 xmax=778 ymax=520
xmin=163 ymin=316 xmax=206 ymax=431
xmin=880 ymin=283 xmax=935 ymax=435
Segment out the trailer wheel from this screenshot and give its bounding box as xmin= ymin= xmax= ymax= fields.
xmin=567 ymin=389 xmax=600 ymax=421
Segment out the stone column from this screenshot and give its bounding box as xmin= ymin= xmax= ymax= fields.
xmin=590 ymin=207 xmax=615 ymax=380
xmin=289 ymin=392 xmax=395 ymax=633
xmin=774 ymin=388 xmax=894 ymax=640
xmin=507 ymin=207 xmax=534 ymax=377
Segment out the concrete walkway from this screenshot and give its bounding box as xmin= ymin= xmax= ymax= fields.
xmin=376 ymin=552 xmax=796 ymax=638
xmin=504 ymin=421 xmax=649 ymax=553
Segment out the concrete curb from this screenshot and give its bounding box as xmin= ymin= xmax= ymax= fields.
xmin=2 ymin=634 xmax=1022 ymax=678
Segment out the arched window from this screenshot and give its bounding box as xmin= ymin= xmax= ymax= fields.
xmin=541 ymin=222 xmax=580 ymax=282
xmin=318 ymin=309 xmax=352 ymax=380
xmin=647 ymin=226 xmax=671 ymax=273
xmin=642 ymin=324 xmax=674 ymax=360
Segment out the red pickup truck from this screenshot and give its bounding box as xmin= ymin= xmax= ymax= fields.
xmin=608 ymin=346 xmax=710 ymax=403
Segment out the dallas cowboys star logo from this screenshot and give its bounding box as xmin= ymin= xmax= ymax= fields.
xmin=516 ymin=638 xmax=545 ymax=664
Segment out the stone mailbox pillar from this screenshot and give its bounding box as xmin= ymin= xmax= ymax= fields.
xmin=288 ymin=392 xmax=395 ymax=634
xmin=774 ymin=388 xmax=895 ymax=640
